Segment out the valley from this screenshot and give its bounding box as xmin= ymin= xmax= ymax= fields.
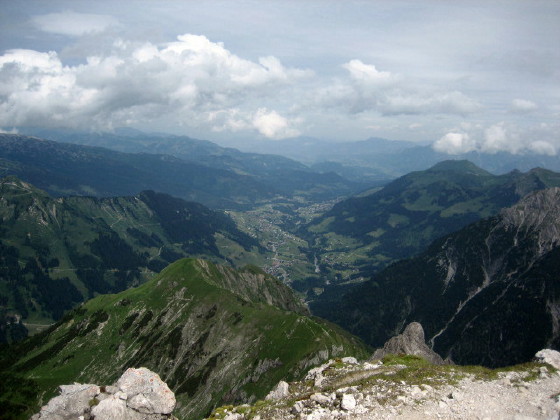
xmin=1 ymin=131 xmax=560 ymax=420
xmin=2 ymin=4 xmax=559 ymax=419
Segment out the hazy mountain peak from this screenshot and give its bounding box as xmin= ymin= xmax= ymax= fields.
xmin=426 ymin=159 xmax=491 ymax=175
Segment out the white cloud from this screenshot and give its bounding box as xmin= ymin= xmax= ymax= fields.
xmin=529 ymin=140 xmax=556 ymax=156
xmin=432 ymin=121 xmax=559 ymax=156
xmin=0 ymin=127 xmax=18 ymax=134
xmin=432 ymin=132 xmax=476 ymax=155
xmin=0 ymin=34 xmax=309 ymax=135
xmin=315 ymin=59 xmax=480 ymax=117
xmin=382 ymin=91 xmax=480 ymax=116
xmin=208 ymin=107 xmax=300 ymax=139
xmin=31 ymin=11 xmax=119 ymax=36
xmin=481 ymin=122 xmax=518 ymax=154
xmin=343 ymin=59 xmax=393 ymax=84
xmin=252 ymin=108 xmax=300 ymax=139
xmin=510 ymin=98 xmax=538 ymax=113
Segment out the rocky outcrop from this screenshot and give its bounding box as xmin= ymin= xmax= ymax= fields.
xmin=371 ymin=322 xmax=445 ymax=365
xmin=324 ymin=188 xmax=560 ymax=367
xmin=207 ymin=349 xmax=560 ymax=419
xmin=31 ymin=367 xmax=177 ymax=420
xmin=534 ymin=348 xmax=560 ymax=370
xmin=265 ymin=381 xmax=290 ymax=400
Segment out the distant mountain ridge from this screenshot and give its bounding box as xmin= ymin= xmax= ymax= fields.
xmin=302 ymin=160 xmax=560 ymax=293
xmin=0 ymin=134 xmax=272 ymax=209
xmin=316 ymin=188 xmax=560 ymax=367
xmin=0 ymin=176 xmax=264 ymax=342
xmin=233 ymin=134 xmax=560 ymax=180
xmin=5 ymin=131 xmax=362 ymax=205
xmin=0 ymin=258 xmax=368 ymax=420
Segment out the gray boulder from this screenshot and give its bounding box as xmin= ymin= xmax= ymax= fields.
xmin=31 ymin=367 xmax=177 ymax=420
xmin=116 ymin=367 xmax=176 ymax=414
xmin=371 ymin=322 xmax=446 ymax=365
xmin=30 ymin=384 xmax=99 ymax=420
xmin=534 ymin=349 xmax=560 ymax=369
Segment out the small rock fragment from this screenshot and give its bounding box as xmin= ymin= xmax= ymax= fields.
xmin=341 ymin=394 xmax=356 ymax=411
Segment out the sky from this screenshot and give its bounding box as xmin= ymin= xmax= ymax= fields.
xmin=0 ymin=0 xmax=559 ymax=155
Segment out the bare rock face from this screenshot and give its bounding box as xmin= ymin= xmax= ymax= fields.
xmin=371 ymin=322 xmax=446 ymax=365
xmin=265 ymin=380 xmax=290 ymax=401
xmin=31 ymin=367 xmax=177 ymax=420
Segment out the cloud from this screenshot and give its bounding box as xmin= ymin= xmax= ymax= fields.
xmin=0 ymin=127 xmax=18 ymax=134
xmin=0 ymin=34 xmax=309 ymax=134
xmin=31 ymin=11 xmax=119 ymax=36
xmin=343 ymin=59 xmax=393 ymax=84
xmin=314 ymin=59 xmax=480 ymax=117
xmin=432 ymin=132 xmax=476 ymax=155
xmin=382 ymin=91 xmax=480 ymax=116
xmin=432 ymin=122 xmax=559 ymax=156
xmin=252 ymin=108 xmax=300 ymax=139
xmin=208 ymin=108 xmax=300 ymax=139
xmin=529 ymin=140 xmax=556 ymax=156
xmin=481 ymin=122 xmax=517 ymax=154
xmin=510 ymin=98 xmax=538 ymax=113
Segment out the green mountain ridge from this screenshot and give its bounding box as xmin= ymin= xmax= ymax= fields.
xmin=0 ymin=176 xmax=265 ymax=341
xmin=302 ymin=160 xmax=560 ymax=293
xmin=0 ymin=258 xmax=369 ymax=420
xmin=314 ymin=187 xmax=560 ymax=368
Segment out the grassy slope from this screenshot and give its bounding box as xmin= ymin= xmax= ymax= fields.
xmin=304 ymin=161 xmax=560 ymax=286
xmin=0 ymin=177 xmax=264 ymax=335
xmin=0 ymin=258 xmax=369 ymax=420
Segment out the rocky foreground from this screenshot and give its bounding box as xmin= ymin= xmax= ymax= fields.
xmin=31 ymin=367 xmax=177 ymax=420
xmin=31 ymin=322 xmax=560 ymax=420
xmin=206 ymin=349 xmax=560 ymax=420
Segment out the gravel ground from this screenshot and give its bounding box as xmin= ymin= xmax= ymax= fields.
xmin=209 ymin=355 xmax=560 ymax=420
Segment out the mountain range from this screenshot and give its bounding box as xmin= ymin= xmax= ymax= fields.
xmin=0 ymin=176 xmax=264 ymax=342
xmin=314 ymin=187 xmax=560 ymax=367
xmin=1 ymin=132 xmax=362 ymax=208
xmin=2 ymin=128 xmax=560 ymax=419
xmin=301 ymin=160 xmax=560 ymax=296
xmin=0 ymin=258 xmax=368 ymax=420
xmin=235 ymin=135 xmax=560 ymax=181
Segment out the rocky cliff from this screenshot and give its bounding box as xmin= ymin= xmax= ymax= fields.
xmin=370 ymin=322 xmax=445 ymax=365
xmin=322 ymin=188 xmax=560 ymax=367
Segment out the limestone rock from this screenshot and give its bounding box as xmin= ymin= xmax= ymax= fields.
xmin=117 ymin=367 xmax=176 ymax=414
xmin=534 ymin=349 xmax=560 ymax=369
xmin=265 ymin=380 xmax=289 ymax=400
xmin=91 ymin=396 xmax=132 ymax=420
xmin=31 ymin=368 xmax=177 ymax=420
xmin=371 ymin=322 xmax=446 ymax=365
xmin=30 ymin=384 xmax=99 ymax=420
xmin=341 ymin=393 xmax=356 ymax=411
